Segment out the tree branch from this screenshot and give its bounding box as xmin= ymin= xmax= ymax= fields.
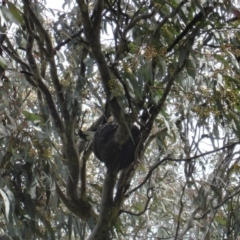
xmin=119 ymin=187 xmax=153 ymax=216
xmin=56 ymin=183 xmax=93 ymax=221
xmin=113 ymin=37 xmax=194 ymax=223
xmin=194 ymin=185 xmax=240 ymax=220
xmin=55 ymin=29 xmax=84 ymax=51
xmin=88 ymin=169 xmax=119 ymax=240
xmin=23 ymin=11 xmax=65 ymax=136
xmin=128 ymin=142 xmax=240 ymax=196
xmin=23 ymin=0 xmax=71 ymax=122
xmin=175 ymin=182 xmax=187 ymax=239
xmin=77 ymin=0 xmax=131 ymax=144
xmin=80 ymin=143 xmax=92 ymax=200
xmin=152 ymin=0 xmax=188 ymax=39
xmin=23 ymin=1 xmax=82 ymax=201
xmin=167 ymin=4 xmax=213 ymax=52
xmin=178 ymin=207 xmax=201 ymax=238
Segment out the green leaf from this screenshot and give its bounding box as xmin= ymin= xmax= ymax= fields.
xmin=0 ymin=56 xmax=7 ymax=69
xmin=215 ymin=216 xmax=227 ymax=226
xmin=1 ymin=6 xmax=21 ymax=26
xmin=56 ymin=50 xmax=66 ymax=63
xmin=213 ymin=54 xmax=228 ymax=67
xmin=0 ymin=189 xmax=10 ymax=221
xmin=156 ymin=56 xmax=167 ymax=78
xmin=0 ymin=123 xmax=8 ymax=136
xmin=186 ymin=58 xmax=196 ymax=79
xmin=7 ymin=2 xmax=24 ymax=26
xmin=124 ymin=70 xmax=141 ymax=98
xmin=22 ymin=111 xmax=43 ymax=122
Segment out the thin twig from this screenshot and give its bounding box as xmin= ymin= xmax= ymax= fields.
xmin=119 ymin=187 xmax=154 ymax=216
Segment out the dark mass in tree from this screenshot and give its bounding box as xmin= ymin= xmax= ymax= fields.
xmin=93 ymin=122 xmax=141 ymax=170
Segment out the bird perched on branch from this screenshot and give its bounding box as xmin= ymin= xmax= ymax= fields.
xmin=79 ymin=122 xmax=141 ymax=170
xmin=93 ymin=121 xmax=141 ymax=170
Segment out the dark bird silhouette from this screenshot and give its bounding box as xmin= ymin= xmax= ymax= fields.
xmin=92 ymin=122 xmax=141 ymax=170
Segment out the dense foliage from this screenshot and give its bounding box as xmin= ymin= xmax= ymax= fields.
xmin=1 ymin=0 xmax=240 ymax=239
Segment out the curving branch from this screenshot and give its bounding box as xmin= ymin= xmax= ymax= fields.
xmin=80 ymin=143 xmax=92 ymax=200
xmin=175 ymin=182 xmax=188 ymax=239
xmin=119 ymin=187 xmax=154 ymax=216
xmin=167 ymin=4 xmax=214 ymax=52
xmin=115 ymin=3 xmax=157 ymax=61
xmin=77 ymin=0 xmax=130 ymax=144
xmin=152 ymin=0 xmax=188 ymax=39
xmin=108 ymin=65 xmax=132 ymax=111
xmin=143 ymin=117 xmax=184 ymax=153
xmin=128 ymin=142 xmax=240 ymax=196
xmin=22 ymin=9 xmax=65 ymax=136
xmin=56 ymin=183 xmax=93 ymax=221
xmin=194 ymin=185 xmax=240 ymax=220
xmin=23 ymin=0 xmax=71 ymax=122
xmin=55 ymin=29 xmax=84 ymax=51
xmin=113 ymin=37 xmax=194 ymax=230
xmin=88 ymin=169 xmax=119 ymax=240
xmin=178 ymin=207 xmax=201 ymax=238
xmin=22 ymin=1 xmax=82 ymax=201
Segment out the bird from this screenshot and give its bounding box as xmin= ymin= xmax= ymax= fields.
xmin=92 ymin=122 xmax=141 ymax=170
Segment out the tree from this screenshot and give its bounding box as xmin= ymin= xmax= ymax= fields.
xmin=1 ymin=0 xmax=240 ymax=239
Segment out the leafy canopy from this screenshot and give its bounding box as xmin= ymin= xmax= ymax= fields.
xmin=0 ymin=0 xmax=240 ymax=239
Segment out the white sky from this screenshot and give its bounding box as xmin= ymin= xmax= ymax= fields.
xmin=46 ymin=1 xmax=64 ymax=11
